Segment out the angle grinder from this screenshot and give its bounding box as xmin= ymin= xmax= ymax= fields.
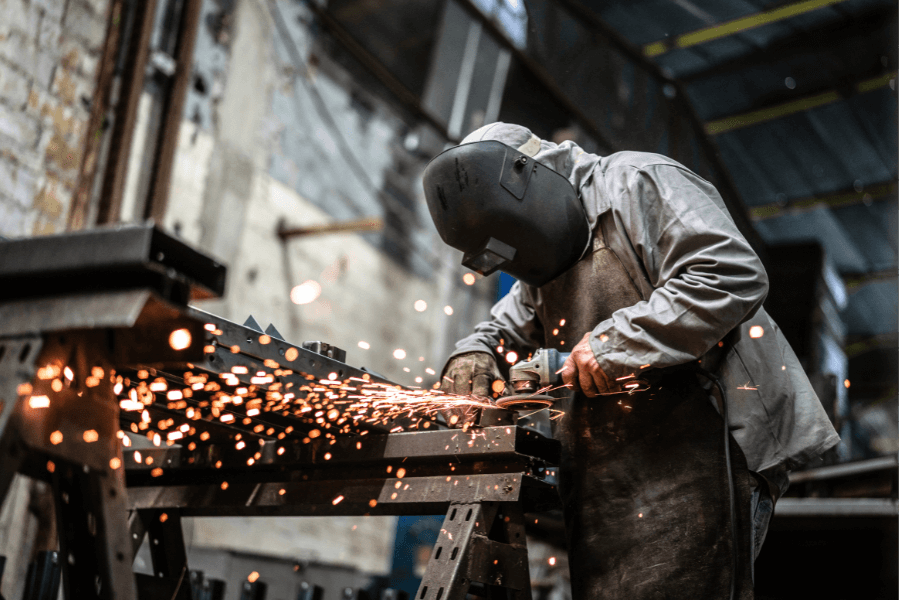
xmin=498 ymin=348 xmax=571 ymax=410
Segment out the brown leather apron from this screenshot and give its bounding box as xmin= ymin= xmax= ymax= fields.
xmin=535 ymin=225 xmax=754 ymax=599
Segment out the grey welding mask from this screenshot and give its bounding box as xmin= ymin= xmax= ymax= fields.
xmin=422 ymin=140 xmax=590 ymax=288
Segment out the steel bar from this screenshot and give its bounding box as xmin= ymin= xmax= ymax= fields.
xmin=145 ymin=0 xmax=204 ymax=224
xmin=789 ymin=455 xmax=899 ymax=483
xmin=126 ymin=472 xmax=556 ymax=516
xmin=277 ymin=217 xmax=385 ymax=240
xmin=0 ymin=224 xmax=226 ymax=301
xmin=775 ymin=498 xmax=899 ymax=517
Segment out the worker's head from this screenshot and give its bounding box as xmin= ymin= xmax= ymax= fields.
xmin=422 ymin=123 xmax=593 ymax=287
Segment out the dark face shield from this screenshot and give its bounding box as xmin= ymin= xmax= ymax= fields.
xmin=422 ymin=141 xmax=590 ymax=288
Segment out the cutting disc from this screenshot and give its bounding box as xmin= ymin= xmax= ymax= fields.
xmin=495 ymin=394 xmax=556 ymax=410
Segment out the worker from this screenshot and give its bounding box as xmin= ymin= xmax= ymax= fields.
xmin=422 ymin=122 xmax=840 ymax=599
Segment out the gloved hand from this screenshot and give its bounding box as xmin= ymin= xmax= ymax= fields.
xmin=439 ymin=352 xmax=509 ymax=427
xmin=560 ymin=332 xmax=614 ymax=397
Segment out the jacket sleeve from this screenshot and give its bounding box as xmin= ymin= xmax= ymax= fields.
xmin=590 ymin=163 xmax=769 ymax=379
xmin=450 ymin=281 xmax=545 ymax=362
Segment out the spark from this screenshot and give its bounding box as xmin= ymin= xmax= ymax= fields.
xmin=37 ymin=364 xmax=60 ymax=380
xmin=64 ymin=367 xmax=74 ymax=381
xmin=169 ymin=328 xmax=192 ymax=350
xmin=51 ymin=379 xmax=63 ymax=392
xmin=462 ymin=273 xmax=476 ymax=285
xmin=559 ymin=319 xmax=565 ymax=326
xmin=28 ymin=395 xmax=50 ymax=409
xmin=110 ymin=457 xmax=121 ymax=470
xmin=286 ymin=347 xmax=299 ymax=361
xmin=414 ymin=300 xmax=427 ymax=312
xmin=638 ymin=513 xmax=643 ymax=518
xmin=393 ymin=349 xmax=407 ymax=360
xmin=844 ymin=379 xmax=851 ymax=389
xmin=415 ymin=377 xmax=423 ymax=383
xmin=291 ymin=280 xmax=322 ymax=305
xmin=332 ymin=495 xmax=344 ymax=505
xmin=248 ymin=572 xmax=260 ymax=583
xmin=505 ymin=351 xmax=518 ymax=364
xmin=83 ymin=430 xmax=99 ymax=443
xmin=49 ymin=431 xmax=63 ymax=445
xmin=46 ymin=461 xmax=55 ymax=473
xmin=549 ymin=557 xmax=557 ymax=566
xmin=426 ymin=368 xmax=435 ymax=375
xmin=749 ymin=325 xmax=764 ymax=339
xmin=444 ymin=306 xmax=454 ymax=315
xmin=358 ymin=341 xmax=370 ymax=349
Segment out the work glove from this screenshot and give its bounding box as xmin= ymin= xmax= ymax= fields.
xmin=439 ymin=351 xmax=509 ymax=427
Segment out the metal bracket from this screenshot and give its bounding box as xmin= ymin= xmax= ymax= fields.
xmin=416 ymin=501 xmax=532 ymax=600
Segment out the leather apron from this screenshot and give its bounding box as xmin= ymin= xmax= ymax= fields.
xmin=535 ymin=224 xmax=754 ymax=600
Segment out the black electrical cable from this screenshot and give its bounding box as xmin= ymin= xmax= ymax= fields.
xmin=695 ymin=367 xmax=739 ymax=600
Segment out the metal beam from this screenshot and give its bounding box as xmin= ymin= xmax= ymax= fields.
xmin=643 ymin=0 xmax=853 ymax=58
xmin=774 ymin=497 xmax=898 ymax=517
xmin=844 ymin=332 xmax=898 ymax=359
xmin=844 ymin=269 xmax=898 ymax=291
xmin=705 ymin=71 xmax=897 ymax=135
xmin=67 ymin=0 xmax=129 ymax=231
xmin=749 ymin=180 xmax=897 ymax=220
xmin=146 ymin=0 xmax=204 ymax=223
xmin=277 ymin=217 xmax=384 ymax=240
xmin=789 ymin=455 xmax=898 ymax=483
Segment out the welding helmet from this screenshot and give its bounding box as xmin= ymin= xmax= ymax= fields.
xmin=422 ymin=140 xmax=590 ymax=287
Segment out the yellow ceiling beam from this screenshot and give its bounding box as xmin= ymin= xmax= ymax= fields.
xmin=644 ymin=0 xmax=851 ymax=58
xmin=749 ymin=181 xmax=898 ymax=221
xmin=704 ymin=71 xmax=896 ymax=135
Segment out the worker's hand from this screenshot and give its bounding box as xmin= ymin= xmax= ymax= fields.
xmin=439 ymin=352 xmax=508 ymax=427
xmin=560 ymin=332 xmax=614 ymax=397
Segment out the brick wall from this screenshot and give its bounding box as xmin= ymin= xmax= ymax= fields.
xmin=0 ymin=0 xmax=110 ymax=238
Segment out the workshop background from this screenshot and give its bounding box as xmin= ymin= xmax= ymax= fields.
xmin=0 ymin=0 xmax=896 ymax=598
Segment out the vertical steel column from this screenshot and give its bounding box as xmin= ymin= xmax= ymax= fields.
xmin=416 ymin=501 xmax=532 ymax=600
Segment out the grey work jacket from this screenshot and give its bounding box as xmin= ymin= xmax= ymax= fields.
xmin=452 ymin=151 xmax=840 ymax=488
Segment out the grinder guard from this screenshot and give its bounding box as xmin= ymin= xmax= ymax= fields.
xmin=423 ymin=141 xmax=590 ymax=288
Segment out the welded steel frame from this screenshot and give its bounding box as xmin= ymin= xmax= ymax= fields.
xmin=0 ymin=226 xmax=560 ymax=600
